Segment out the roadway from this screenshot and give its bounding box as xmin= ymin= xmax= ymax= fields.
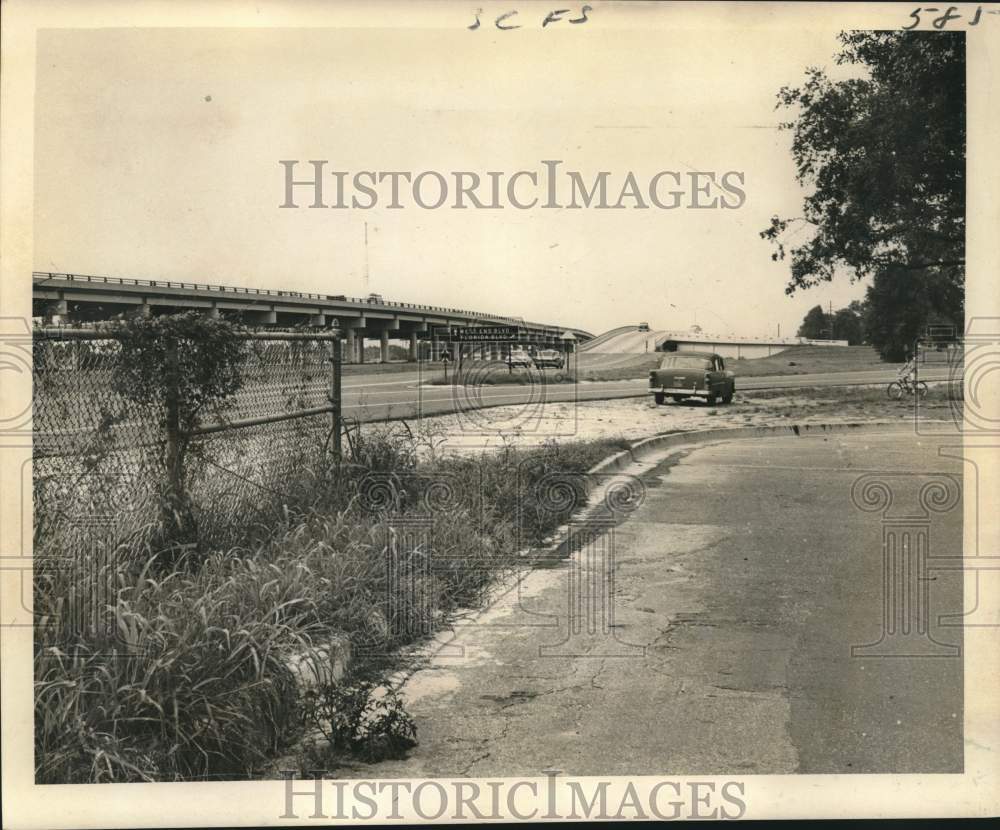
xmin=34 ymin=364 xmax=953 ymax=450
xmin=340 ymin=365 xmax=954 ymax=422
xmin=333 ymin=430 xmax=963 ymax=777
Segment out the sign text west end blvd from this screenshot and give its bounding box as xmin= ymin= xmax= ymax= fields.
xmin=452 ymin=326 xmax=521 ymax=342
xmin=415 ymin=326 xmax=521 ymax=341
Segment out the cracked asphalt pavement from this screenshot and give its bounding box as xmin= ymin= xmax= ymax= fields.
xmin=336 ymin=430 xmax=964 ymax=777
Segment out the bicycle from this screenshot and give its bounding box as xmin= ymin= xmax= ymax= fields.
xmin=886 ymin=374 xmax=928 ymax=400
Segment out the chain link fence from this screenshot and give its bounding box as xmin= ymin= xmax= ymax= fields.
xmin=33 ymin=327 xmax=343 ymax=561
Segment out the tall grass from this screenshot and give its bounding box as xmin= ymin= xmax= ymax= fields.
xmin=34 ymin=427 xmax=631 ymax=782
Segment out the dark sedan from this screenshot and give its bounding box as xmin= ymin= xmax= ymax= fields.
xmin=648 ymin=350 xmax=735 ymax=405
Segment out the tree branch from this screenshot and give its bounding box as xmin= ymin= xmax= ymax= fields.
xmin=893 ymin=259 xmax=965 ymax=271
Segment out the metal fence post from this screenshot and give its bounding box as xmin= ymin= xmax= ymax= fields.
xmin=331 ymin=336 xmax=343 ymax=458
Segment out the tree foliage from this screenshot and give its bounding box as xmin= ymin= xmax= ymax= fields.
xmin=112 ymin=312 xmax=246 ymax=555
xmin=862 ymin=265 xmax=962 ymax=361
xmin=796 ymin=301 xmax=868 ymax=345
xmin=797 ymin=305 xmax=830 ymax=340
xmin=113 ymin=312 xmax=245 ymax=434
xmin=832 ymin=304 xmax=865 ymax=346
xmin=763 ymin=31 xmax=964 ymax=360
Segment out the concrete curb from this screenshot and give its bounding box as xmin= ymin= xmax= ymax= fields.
xmin=586 ymin=419 xmax=941 ymax=477
xmin=283 ymin=634 xmax=352 ymax=694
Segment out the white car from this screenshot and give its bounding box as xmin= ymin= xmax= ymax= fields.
xmin=532 ymin=349 xmax=565 ymax=369
xmin=507 ymin=348 xmax=533 ymax=368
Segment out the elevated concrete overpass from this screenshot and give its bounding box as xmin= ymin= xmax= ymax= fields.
xmin=32 ymin=272 xmax=593 ymax=363
xmin=582 ymin=326 xmax=848 ymax=359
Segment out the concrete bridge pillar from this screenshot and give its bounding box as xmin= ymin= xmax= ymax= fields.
xmin=380 ymin=330 xmax=390 ymax=363
xmin=357 ymin=334 xmax=366 ymax=363
xmin=338 ymin=318 xmax=366 ymax=363
xmin=126 ymin=302 xmax=152 ymax=320
xmin=408 ymin=332 xmax=418 ymax=362
xmin=247 ymin=308 xmax=277 ymax=326
xmin=45 ymin=298 xmax=69 ymax=323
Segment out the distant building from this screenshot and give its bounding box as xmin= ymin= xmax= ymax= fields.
xmin=659 ymin=331 xmax=848 ymax=359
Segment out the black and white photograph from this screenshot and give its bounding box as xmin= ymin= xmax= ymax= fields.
xmin=1 ymin=0 xmax=998 ymax=825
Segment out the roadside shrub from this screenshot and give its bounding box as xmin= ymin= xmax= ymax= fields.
xmin=459 ymin=437 xmax=632 ymax=547
xmin=34 ymin=550 xmax=312 ymax=782
xmin=111 ymin=313 xmax=246 ymax=559
xmin=301 ymin=681 xmax=417 ymax=765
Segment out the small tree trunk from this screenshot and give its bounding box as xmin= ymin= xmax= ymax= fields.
xmin=161 ymin=340 xmax=194 ymax=555
xmin=331 ymin=338 xmax=343 ymax=460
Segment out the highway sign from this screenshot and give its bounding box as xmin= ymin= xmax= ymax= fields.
xmin=451 ymin=325 xmax=520 ymax=342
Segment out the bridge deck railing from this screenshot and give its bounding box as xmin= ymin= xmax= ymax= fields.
xmin=32 ymin=271 xmax=579 ymax=332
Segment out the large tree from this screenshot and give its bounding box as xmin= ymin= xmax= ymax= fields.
xmin=762 ymin=31 xmax=964 ymax=360
xmin=796 ymin=301 xmax=867 ymax=344
xmin=834 ymin=301 xmax=867 ymax=345
xmin=797 ymin=304 xmax=830 ymax=339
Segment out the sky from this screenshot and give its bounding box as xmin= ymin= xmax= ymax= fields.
xmin=33 ymin=20 xmax=868 ymax=338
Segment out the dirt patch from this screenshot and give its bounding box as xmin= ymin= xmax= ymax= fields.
xmin=408 ymin=384 xmax=960 ymax=458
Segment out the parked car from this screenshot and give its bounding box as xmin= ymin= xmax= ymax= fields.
xmin=532 ymin=348 xmax=565 ymax=369
xmin=507 ymin=348 xmax=533 ymax=368
xmin=648 ymin=350 xmax=735 ymax=405
xmin=365 ymin=293 xmax=384 ymax=304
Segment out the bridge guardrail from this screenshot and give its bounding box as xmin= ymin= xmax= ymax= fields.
xmin=32 ymin=271 xmax=585 ymax=333
xmin=576 ymin=324 xmax=641 ymax=352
